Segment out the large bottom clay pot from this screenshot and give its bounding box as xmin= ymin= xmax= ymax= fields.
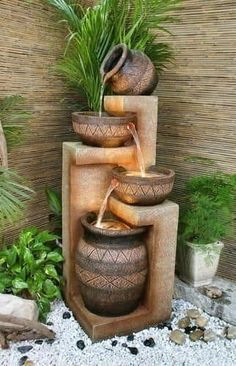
xmin=72 ymin=111 xmax=137 ymax=148
xmin=76 ymin=213 xmax=148 ymax=317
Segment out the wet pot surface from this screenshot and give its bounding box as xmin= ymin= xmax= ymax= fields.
xmin=112 ymin=166 xmax=175 ymax=205
xmin=76 ymin=213 xmax=148 ymax=317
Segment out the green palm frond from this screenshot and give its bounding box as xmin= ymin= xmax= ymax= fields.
xmin=0 ymin=95 xmax=31 ymax=149
xmin=48 ymin=0 xmax=181 ymax=111
xmin=47 ymin=0 xmax=84 ymax=31
xmin=0 ymin=168 xmax=34 ymax=228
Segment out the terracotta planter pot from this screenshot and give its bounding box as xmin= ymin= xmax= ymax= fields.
xmin=100 ymin=44 xmax=158 ymax=95
xmin=72 ymin=111 xmax=137 ymax=148
xmin=112 ymin=166 xmax=175 ymax=205
xmin=76 ymin=213 xmax=148 ymax=317
xmin=178 ymin=241 xmax=224 ymax=287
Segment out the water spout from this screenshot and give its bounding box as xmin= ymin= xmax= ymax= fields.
xmin=95 ymin=178 xmax=119 ymax=228
xmin=127 ymin=122 xmax=146 ymax=177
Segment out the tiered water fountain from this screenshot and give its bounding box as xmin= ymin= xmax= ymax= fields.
xmin=62 ymin=44 xmax=179 ymax=340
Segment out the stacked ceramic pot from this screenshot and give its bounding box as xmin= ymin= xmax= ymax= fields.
xmin=74 ymin=44 xmax=175 ymax=317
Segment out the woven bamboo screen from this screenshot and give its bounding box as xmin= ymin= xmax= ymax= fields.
xmin=0 ymin=0 xmax=77 ymax=238
xmin=0 ymin=0 xmax=235 ymax=280
xmin=156 ymin=0 xmax=236 ymax=281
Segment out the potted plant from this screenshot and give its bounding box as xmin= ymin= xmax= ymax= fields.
xmin=47 ymin=0 xmax=181 ymax=147
xmin=178 ymin=172 xmax=236 ymax=287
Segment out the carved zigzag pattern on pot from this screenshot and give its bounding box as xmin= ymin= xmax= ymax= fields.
xmin=78 ymin=239 xmax=145 ymax=263
xmin=76 ymin=266 xmax=147 ymax=289
xmin=76 ymin=124 xmax=130 ymax=137
xmin=116 ymin=182 xmax=173 ymax=197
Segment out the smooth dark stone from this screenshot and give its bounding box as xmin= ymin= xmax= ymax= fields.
xmin=47 ymin=321 xmax=54 ymax=326
xmin=35 ymin=339 xmax=44 ymax=345
xmin=19 ymin=356 xmax=28 ymax=366
xmin=143 ymin=338 xmax=156 ymax=347
xmin=128 ymin=347 xmax=138 ymax=355
xmin=46 ymin=338 xmax=55 ymax=344
xmin=76 ymin=340 xmax=85 ymax=350
xmin=111 ymin=340 xmax=118 ymax=347
xmin=122 ymin=343 xmax=127 ymax=348
xmin=184 ymin=327 xmax=192 ymax=334
xmin=127 ymin=334 xmax=134 ymax=341
xmin=63 ymin=312 xmax=71 ymax=319
xmin=17 ymin=346 xmax=33 ymax=354
xmin=164 ymin=323 xmax=173 ymax=330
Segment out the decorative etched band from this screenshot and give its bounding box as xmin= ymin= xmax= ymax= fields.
xmin=115 ymin=182 xmax=174 ymax=198
xmin=73 ymin=123 xmax=131 ymax=137
xmin=76 ymin=264 xmax=147 ymax=290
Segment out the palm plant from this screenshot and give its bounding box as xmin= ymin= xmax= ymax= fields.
xmin=0 ymin=168 xmax=33 ymax=228
xmin=0 ymin=95 xmax=31 ymax=149
xmin=47 ymin=0 xmax=181 ymax=111
xmin=0 ymin=95 xmax=33 ymax=229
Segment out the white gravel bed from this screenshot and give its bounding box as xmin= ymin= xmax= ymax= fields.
xmin=1 ymin=299 xmax=236 ymax=366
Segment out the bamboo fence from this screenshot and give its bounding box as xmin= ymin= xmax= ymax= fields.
xmin=156 ymin=0 xmax=236 ymax=281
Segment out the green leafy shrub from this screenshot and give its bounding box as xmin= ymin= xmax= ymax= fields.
xmin=0 ymin=227 xmax=64 ymax=320
xmin=47 ymin=0 xmax=181 ymax=111
xmin=179 ymin=173 xmax=236 ymax=246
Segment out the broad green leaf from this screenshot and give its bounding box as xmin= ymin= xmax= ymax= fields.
xmin=37 ymin=297 xmax=51 ymax=321
xmin=5 ymin=247 xmax=17 ymax=266
xmin=45 ymin=264 xmax=59 ymax=281
xmin=43 ymin=279 xmax=61 ymax=299
xmin=45 ymin=188 xmax=62 ymax=216
xmin=47 ymin=251 xmax=64 ymax=263
xmin=35 ymin=231 xmax=59 ymax=244
xmin=0 ymin=257 xmax=6 ymax=266
xmin=12 ymin=278 xmax=28 ymax=290
xmin=23 ymin=247 xmax=35 ymax=268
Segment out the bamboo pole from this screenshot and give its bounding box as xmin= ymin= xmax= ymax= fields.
xmin=0 ymin=119 xmax=8 ymax=168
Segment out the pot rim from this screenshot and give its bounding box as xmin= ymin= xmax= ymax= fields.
xmin=100 ymin=43 xmax=128 ymax=83
xmin=185 ymin=241 xmax=224 ymax=249
xmin=81 ymin=212 xmax=146 ymax=237
xmin=112 ymin=166 xmax=175 ymax=184
xmin=72 ymin=111 xmax=137 ymax=125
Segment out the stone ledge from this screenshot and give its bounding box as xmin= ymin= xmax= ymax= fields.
xmin=174 ymin=276 xmax=236 ymax=325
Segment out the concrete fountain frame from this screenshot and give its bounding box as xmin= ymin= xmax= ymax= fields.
xmin=62 ymin=95 xmax=179 ymax=340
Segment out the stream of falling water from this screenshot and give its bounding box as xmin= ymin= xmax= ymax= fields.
xmin=99 ymin=83 xmax=105 ymax=118
xmin=95 ymin=179 xmax=119 ymax=228
xmin=127 ymin=122 xmax=146 ymax=177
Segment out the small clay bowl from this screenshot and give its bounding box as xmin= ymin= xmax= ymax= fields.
xmin=112 ymin=166 xmax=175 ymax=205
xmin=72 ymin=111 xmax=137 ymax=148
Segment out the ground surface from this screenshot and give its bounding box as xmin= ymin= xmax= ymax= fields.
xmin=175 ymin=276 xmax=236 ymax=325
xmin=0 ymin=299 xmax=236 ymax=366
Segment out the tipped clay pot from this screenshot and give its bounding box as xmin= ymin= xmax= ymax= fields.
xmin=101 ymin=44 xmax=158 ymax=95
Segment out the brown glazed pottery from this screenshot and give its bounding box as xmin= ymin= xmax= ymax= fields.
xmin=72 ymin=111 xmax=137 ymax=148
xmin=112 ymin=166 xmax=175 ymax=205
xmin=100 ymin=43 xmax=158 ymax=95
xmin=76 ymin=212 xmax=148 ymax=317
